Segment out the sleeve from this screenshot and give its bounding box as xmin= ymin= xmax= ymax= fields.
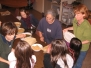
xmin=30 ymin=14 xmax=39 ymax=27
xmin=83 ymin=25 xmax=91 ymax=41
xmin=55 ymin=22 xmax=63 ymax=39
xmin=43 ymin=53 xmax=53 ymax=68
xmin=37 ymin=18 xmax=43 ymax=33
xmin=20 ymin=19 xmax=27 ymax=29
xmin=32 ymin=55 xmax=36 ymax=63
xmin=9 ymin=61 xmax=16 ymax=68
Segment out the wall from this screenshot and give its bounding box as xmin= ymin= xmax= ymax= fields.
xmin=83 ymin=0 xmax=91 ymax=10
xmin=33 ymin=0 xmax=44 ymax=13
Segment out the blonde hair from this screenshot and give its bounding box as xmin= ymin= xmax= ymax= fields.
xmin=73 ymin=4 xmax=89 ymax=19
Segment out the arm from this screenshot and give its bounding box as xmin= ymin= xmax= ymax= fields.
xmin=63 ymin=27 xmax=73 ymax=32
xmin=15 ymin=34 xmax=26 ymax=39
xmin=43 ymin=53 xmax=53 ymax=68
xmin=38 ymin=31 xmax=44 ymax=42
xmin=82 ymin=40 xmax=90 ymax=44
xmin=81 ymin=24 xmax=91 ymax=45
xmin=0 ymin=57 xmax=9 ymax=65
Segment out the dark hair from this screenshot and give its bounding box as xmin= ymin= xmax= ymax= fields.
xmin=69 ymin=37 xmax=82 ymax=64
xmin=15 ymin=40 xmax=34 ymax=68
xmin=50 ymin=39 xmax=69 ymax=68
xmin=1 ymin=22 xmax=17 ymax=36
xmin=19 ymin=7 xmax=30 ymax=16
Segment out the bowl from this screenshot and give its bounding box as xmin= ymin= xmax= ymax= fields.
xmin=14 ymin=22 xmax=21 ymax=28
xmin=31 ymin=44 xmax=43 ymax=51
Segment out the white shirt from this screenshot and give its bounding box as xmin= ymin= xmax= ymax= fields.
xmin=57 ymin=54 xmax=74 ymax=68
xmin=8 ymin=51 xmax=36 ymax=68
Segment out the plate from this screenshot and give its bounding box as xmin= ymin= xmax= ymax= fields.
xmin=63 ymin=31 xmax=75 ymax=43
xmin=16 ymin=16 xmax=21 ymax=20
xmin=22 ymin=32 xmax=32 ymax=37
xmin=31 ymin=44 xmax=43 ymax=51
xmin=21 ymin=37 xmax=37 ymax=46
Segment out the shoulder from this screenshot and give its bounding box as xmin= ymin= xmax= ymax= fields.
xmin=39 ymin=17 xmax=46 ymax=25
xmin=40 ymin=17 xmax=46 ymax=22
xmin=32 ymin=55 xmax=36 ymax=62
xmin=84 ymin=19 xmax=91 ymax=27
xmin=54 ymin=19 xmax=61 ymax=25
xmin=66 ymin=54 xmax=74 ymax=68
xmin=8 ymin=51 xmax=16 ymax=61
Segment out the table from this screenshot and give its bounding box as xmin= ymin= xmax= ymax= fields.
xmin=0 ymin=9 xmax=19 ymax=23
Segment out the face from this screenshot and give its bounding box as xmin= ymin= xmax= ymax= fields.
xmin=5 ymin=34 xmax=15 ymax=42
xmin=46 ymin=14 xmax=55 ymax=24
xmin=75 ymin=12 xmax=85 ymax=21
xmin=20 ymin=11 xmax=27 ymax=18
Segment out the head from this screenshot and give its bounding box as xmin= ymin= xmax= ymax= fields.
xmin=19 ymin=8 xmax=30 ymax=18
xmin=1 ymin=22 xmax=17 ymax=41
xmin=15 ymin=40 xmax=34 ymax=68
xmin=50 ymin=39 xmax=68 ymax=61
xmin=45 ymin=9 xmax=57 ymax=24
xmin=73 ymin=4 xmax=89 ymax=20
xmin=50 ymin=39 xmax=68 ymax=68
xmin=69 ymin=37 xmax=82 ymax=64
xmin=70 ymin=37 xmax=82 ymax=52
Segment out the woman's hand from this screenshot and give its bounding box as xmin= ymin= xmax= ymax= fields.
xmin=63 ymin=28 xmax=68 ymax=32
xmin=63 ymin=27 xmax=73 ymax=32
xmin=46 ymin=44 xmax=51 ymax=53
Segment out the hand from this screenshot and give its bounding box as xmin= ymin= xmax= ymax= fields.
xmin=63 ymin=28 xmax=68 ymax=32
xmin=40 ymin=36 xmax=44 ymax=42
xmin=16 ymin=34 xmax=26 ymax=39
xmin=46 ymin=44 xmax=51 ymax=53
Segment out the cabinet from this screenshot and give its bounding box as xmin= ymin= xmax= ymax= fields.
xmin=51 ymin=0 xmax=75 ymax=22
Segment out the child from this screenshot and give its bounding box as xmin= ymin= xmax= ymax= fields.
xmin=68 ymin=37 xmax=82 ymax=64
xmin=8 ymin=40 xmax=36 ymax=68
xmin=0 ymin=22 xmax=26 ymax=68
xmin=43 ymin=39 xmax=74 ymax=68
xmin=0 ymin=22 xmax=18 ymax=68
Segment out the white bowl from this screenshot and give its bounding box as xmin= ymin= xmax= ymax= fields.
xmin=31 ymin=44 xmax=43 ymax=52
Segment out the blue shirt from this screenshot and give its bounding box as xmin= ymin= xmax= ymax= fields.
xmin=37 ymin=17 xmax=63 ymax=44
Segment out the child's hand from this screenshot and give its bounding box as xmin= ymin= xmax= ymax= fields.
xmin=46 ymin=44 xmax=51 ymax=53
xmin=16 ymin=34 xmax=26 ymax=39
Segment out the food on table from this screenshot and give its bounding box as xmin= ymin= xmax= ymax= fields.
xmin=23 ymin=37 xmax=37 ymax=45
xmin=31 ymin=45 xmax=41 ymax=51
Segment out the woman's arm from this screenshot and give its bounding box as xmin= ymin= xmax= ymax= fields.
xmin=82 ymin=40 xmax=90 ymax=44
xmin=63 ymin=27 xmax=73 ymax=32
xmin=0 ymin=57 xmax=9 ymax=65
xmin=38 ymin=31 xmax=44 ymax=42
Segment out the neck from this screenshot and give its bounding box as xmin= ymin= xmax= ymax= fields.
xmin=5 ymin=37 xmax=11 ymax=42
xmin=78 ymin=19 xmax=84 ymax=25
